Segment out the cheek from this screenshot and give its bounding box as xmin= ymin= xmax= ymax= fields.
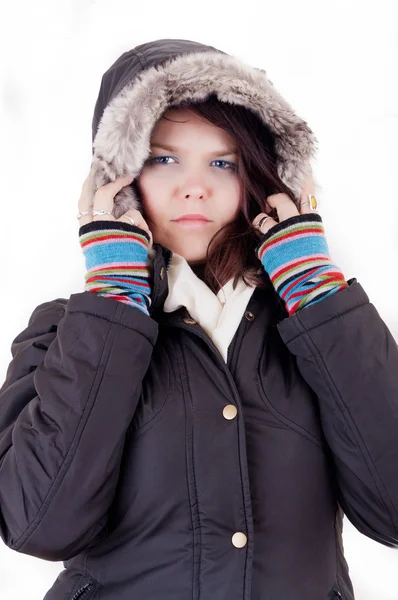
xmin=137 ymin=175 xmax=168 ymax=221
xmin=142 ymin=201 xmax=166 ymax=227
xmin=220 ymin=180 xmax=241 ymax=220
xmin=137 ymin=172 xmax=155 ymax=202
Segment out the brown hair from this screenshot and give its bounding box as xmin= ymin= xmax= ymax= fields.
xmin=133 ymin=94 xmax=299 ymax=294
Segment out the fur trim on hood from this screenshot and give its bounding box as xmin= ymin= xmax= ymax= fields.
xmin=87 ymin=38 xmax=319 ymax=221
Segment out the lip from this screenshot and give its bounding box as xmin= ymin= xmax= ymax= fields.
xmin=172 ymin=214 xmax=212 ymax=227
xmin=172 ymin=219 xmax=212 ymax=228
xmin=173 ymin=214 xmax=211 ymax=222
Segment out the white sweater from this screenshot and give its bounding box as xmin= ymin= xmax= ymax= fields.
xmin=163 ymin=253 xmax=257 ymax=363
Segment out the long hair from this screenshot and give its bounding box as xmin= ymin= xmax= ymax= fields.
xmin=133 ymin=94 xmax=299 ymax=294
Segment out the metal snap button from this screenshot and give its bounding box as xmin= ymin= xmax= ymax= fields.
xmin=223 ymin=405 xmax=238 ymax=420
xmin=245 ymin=311 xmax=255 ymax=321
xmin=232 ymin=532 xmax=247 ymax=548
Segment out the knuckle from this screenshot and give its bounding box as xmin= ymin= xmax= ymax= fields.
xmin=78 ymin=190 xmax=90 ymax=208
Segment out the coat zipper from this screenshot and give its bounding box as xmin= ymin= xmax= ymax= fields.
xmin=70 ymin=582 xmax=93 ymax=600
xmin=330 ymin=590 xmax=343 ymax=599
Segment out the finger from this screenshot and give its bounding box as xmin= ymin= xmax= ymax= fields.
xmin=95 ymin=175 xmax=134 ymax=199
xmin=299 ymin=168 xmax=315 ymax=204
xmin=78 ymin=175 xmax=134 ymax=228
xmin=252 ymin=213 xmax=278 ymax=235
xmin=118 ymin=208 xmax=149 ymax=233
xmin=298 ymin=168 xmax=320 ymax=214
xmin=266 ymin=192 xmax=300 ymax=221
xmin=78 ymin=175 xmax=91 ymax=209
xmin=77 ymin=175 xmax=94 ymax=227
xmin=93 ymin=175 xmax=134 ymax=222
xmin=299 ymin=193 xmax=321 ymax=215
xmin=118 ymin=209 xmax=154 ymax=249
xmin=299 ymin=194 xmax=316 ymax=214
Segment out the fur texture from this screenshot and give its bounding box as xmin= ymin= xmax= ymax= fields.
xmin=87 ymin=49 xmax=319 ymax=222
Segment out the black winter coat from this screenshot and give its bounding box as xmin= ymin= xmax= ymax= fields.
xmin=1 ymin=38 xmax=398 ymax=600
xmin=1 ymin=244 xmax=398 ymax=599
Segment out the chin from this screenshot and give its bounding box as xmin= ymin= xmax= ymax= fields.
xmin=178 ymin=250 xmax=207 ymax=264
xmin=170 ymin=242 xmax=208 ymax=264
xmin=155 ymin=231 xmax=210 ymax=263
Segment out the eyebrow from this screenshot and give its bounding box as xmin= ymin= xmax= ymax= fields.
xmin=151 ymin=142 xmax=238 ymax=156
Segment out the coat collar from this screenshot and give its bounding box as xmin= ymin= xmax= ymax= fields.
xmin=149 ymin=243 xmax=173 ymax=318
xmin=148 ymin=243 xmax=288 ymax=325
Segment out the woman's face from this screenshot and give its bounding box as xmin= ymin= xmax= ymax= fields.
xmin=137 ymin=107 xmax=241 ymax=264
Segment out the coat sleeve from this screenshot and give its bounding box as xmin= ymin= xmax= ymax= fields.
xmin=0 ymin=291 xmax=158 ymax=561
xmin=276 ymin=277 xmax=398 ymax=548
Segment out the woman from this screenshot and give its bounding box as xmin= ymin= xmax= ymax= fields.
xmin=0 ymin=38 xmax=397 ymax=600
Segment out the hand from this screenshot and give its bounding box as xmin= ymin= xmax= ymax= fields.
xmin=78 ymin=174 xmax=153 ymax=248
xmin=78 ymin=173 xmax=153 ymax=316
xmin=252 ymin=168 xmax=318 ymax=235
xmin=252 ymin=168 xmax=348 ymax=316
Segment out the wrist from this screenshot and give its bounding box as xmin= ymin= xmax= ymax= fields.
xmin=255 ymin=213 xmax=347 ymax=315
xmin=79 ymin=221 xmax=152 ymax=315
xmin=79 ymin=221 xmax=151 ymax=265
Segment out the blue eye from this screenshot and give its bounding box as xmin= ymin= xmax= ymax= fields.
xmin=212 ymin=159 xmax=236 ymax=170
xmin=147 ymin=156 xmax=236 ymax=170
xmin=150 ymin=156 xmax=176 ymax=165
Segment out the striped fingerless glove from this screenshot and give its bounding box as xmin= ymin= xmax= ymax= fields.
xmin=256 ymin=213 xmax=348 ymax=316
xmin=79 ymin=221 xmax=152 ymax=316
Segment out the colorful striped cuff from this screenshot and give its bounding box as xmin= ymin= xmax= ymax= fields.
xmin=256 ymin=213 xmax=348 ymax=316
xmin=79 ymin=221 xmax=152 ymax=316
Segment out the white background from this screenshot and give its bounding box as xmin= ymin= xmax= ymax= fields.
xmin=1 ymin=0 xmax=398 ymax=598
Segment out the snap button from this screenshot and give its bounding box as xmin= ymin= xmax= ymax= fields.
xmin=245 ymin=311 xmax=255 ymax=321
xmin=232 ymin=532 xmax=247 ymax=548
xmin=183 ymin=317 xmax=197 ymax=325
xmin=223 ymin=404 xmax=237 ymax=420
xmin=160 ymin=266 xmax=165 ymax=280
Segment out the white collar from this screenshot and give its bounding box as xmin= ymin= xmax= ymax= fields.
xmin=163 ymin=253 xmax=256 ymax=362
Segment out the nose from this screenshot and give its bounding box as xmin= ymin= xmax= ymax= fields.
xmin=181 ymin=184 xmax=206 ymax=200
xmin=179 ymin=170 xmax=208 ymax=200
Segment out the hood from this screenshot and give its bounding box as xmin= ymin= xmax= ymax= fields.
xmin=87 ymin=38 xmax=318 ymax=220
